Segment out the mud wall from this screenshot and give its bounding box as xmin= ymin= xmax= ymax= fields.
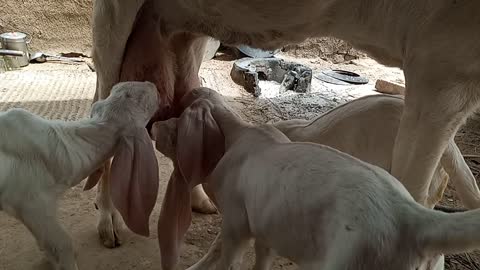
xmin=0 ymin=0 xmax=93 ymax=55
xmin=282 ymin=37 xmax=366 ymax=63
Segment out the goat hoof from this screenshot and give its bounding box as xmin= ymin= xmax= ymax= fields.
xmin=192 ymin=198 xmax=218 ymax=214
xmin=97 ymin=210 xmax=123 ymax=248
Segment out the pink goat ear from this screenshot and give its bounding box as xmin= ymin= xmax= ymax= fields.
xmin=110 ymin=128 xmax=159 ymax=236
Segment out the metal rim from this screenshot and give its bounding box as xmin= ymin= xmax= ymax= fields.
xmin=322 ymin=69 xmax=369 ymax=84
xmin=0 ymin=32 xmax=28 ymax=41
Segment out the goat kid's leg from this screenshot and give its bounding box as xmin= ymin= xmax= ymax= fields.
xmin=391 ymin=77 xmax=478 ymax=205
xmin=95 ymin=160 xmax=124 ymax=248
xmin=20 ymin=197 xmax=78 ymax=270
xmin=253 ymin=241 xmax=275 ymax=270
xmin=214 ymin=211 xmax=250 ymax=270
xmin=186 ymin=232 xmax=223 ymax=270
xmin=215 ymin=233 xmax=249 ymax=270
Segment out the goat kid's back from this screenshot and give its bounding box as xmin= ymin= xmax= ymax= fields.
xmin=213 ymin=132 xmax=410 ymax=266
xmin=0 ymin=109 xmax=64 ymax=193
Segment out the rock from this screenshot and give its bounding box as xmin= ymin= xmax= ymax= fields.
xmin=375 ymin=79 xmax=405 ymax=95
xmin=231 ymin=57 xmax=312 ymax=97
xmin=202 ymin=37 xmax=220 ymax=62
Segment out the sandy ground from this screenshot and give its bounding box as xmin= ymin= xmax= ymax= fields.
xmin=0 ymin=53 xmax=480 ymax=270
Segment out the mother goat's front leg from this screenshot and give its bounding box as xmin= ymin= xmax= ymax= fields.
xmin=94 ymin=161 xmax=124 ymax=248
xmin=391 ymin=73 xmax=480 ymax=205
xmin=91 ymin=0 xmax=147 ymax=248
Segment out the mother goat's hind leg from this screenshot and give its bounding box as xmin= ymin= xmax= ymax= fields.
xmin=191 ymin=184 xmax=218 ymax=214
xmin=170 ymin=33 xmax=217 ymax=214
xmin=391 ymin=75 xmax=480 ymax=205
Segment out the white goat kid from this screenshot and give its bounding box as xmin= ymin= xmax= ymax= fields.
xmin=153 ymin=88 xmax=480 ymax=270
xmin=185 ymin=94 xmax=479 ymax=270
xmin=0 ymin=81 xmax=159 ymax=270
xmin=272 ymin=94 xmax=480 ymax=210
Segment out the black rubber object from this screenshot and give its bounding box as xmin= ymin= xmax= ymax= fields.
xmin=434 ymin=205 xmax=467 ymax=213
xmin=322 ymin=69 xmax=369 ymax=85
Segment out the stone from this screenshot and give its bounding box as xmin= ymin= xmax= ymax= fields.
xmin=375 ymin=79 xmax=405 ymax=95
xmin=231 ymin=57 xmax=312 ymax=97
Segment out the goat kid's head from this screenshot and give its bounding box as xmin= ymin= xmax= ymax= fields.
xmin=152 ymin=91 xmax=226 ymax=270
xmin=91 ymin=81 xmax=159 ymax=131
xmin=180 ymin=87 xmax=226 ymax=110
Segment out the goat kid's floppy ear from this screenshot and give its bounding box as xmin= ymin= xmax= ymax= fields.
xmin=177 ymin=103 xmax=224 ymax=185
xmin=110 ymin=128 xmax=159 ymax=237
xmin=157 ymin=103 xmax=224 ymax=270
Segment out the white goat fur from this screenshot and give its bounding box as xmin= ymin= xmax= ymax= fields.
xmin=91 ymin=1 xmax=480 ymax=253
xmin=0 ymin=82 xmax=159 ymax=270
xmin=272 ymin=94 xmax=480 ymax=210
xmin=153 ymin=88 xmax=480 ymax=270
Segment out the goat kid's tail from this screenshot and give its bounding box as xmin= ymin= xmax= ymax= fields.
xmin=419 ymin=207 xmax=480 ymax=256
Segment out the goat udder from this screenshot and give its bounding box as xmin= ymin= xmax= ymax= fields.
xmin=119 ymin=6 xmax=176 ymax=123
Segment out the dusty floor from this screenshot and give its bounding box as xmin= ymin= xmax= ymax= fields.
xmin=0 ymin=53 xmax=480 ymax=270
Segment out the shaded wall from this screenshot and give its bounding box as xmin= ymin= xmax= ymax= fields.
xmin=0 ymin=0 xmax=93 ymax=55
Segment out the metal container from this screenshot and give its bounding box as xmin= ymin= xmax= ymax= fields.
xmin=0 ymin=32 xmax=30 ymax=67
xmin=236 ymin=44 xmax=279 ymax=58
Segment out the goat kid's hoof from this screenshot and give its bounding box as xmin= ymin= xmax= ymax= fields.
xmin=192 ymin=198 xmax=218 ymax=214
xmin=97 ymin=210 xmax=124 ymax=248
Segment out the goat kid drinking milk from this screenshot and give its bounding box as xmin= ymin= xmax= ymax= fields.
xmin=0 ymin=81 xmax=160 ymax=270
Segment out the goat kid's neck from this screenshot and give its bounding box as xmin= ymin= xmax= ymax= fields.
xmin=50 ymin=119 xmax=120 ymax=187
xmin=211 ymin=105 xmax=250 ymax=148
